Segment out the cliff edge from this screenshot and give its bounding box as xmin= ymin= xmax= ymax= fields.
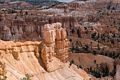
xmin=0 ymin=23 xmax=90 ymax=80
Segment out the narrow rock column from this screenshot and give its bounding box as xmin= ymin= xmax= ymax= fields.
xmin=55 ymin=24 xmax=69 ymax=63
xmin=41 ymin=24 xmax=58 ymax=72
xmin=41 ymin=22 xmax=69 ymax=72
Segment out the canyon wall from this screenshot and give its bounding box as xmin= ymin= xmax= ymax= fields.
xmin=0 ymin=14 xmax=78 ymax=41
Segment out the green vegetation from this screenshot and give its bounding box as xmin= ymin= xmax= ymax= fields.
xmin=11 ymin=0 xmax=26 ymax=1
xmin=21 ymin=74 xmax=33 ymax=80
xmin=69 ymin=60 xmax=74 ymax=67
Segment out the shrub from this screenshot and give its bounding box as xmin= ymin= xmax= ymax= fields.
xmin=21 ymin=74 xmax=32 ymax=80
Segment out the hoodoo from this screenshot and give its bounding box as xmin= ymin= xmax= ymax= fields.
xmin=41 ymin=23 xmax=69 ymax=72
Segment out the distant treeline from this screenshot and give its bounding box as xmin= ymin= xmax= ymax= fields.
xmin=0 ymin=0 xmax=26 ymax=3
xmin=0 ymin=0 xmax=60 ymax=5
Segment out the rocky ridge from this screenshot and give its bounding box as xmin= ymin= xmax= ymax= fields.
xmin=0 ymin=23 xmax=90 ymax=80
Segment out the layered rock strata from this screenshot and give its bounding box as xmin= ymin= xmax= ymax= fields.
xmin=0 ymin=22 xmax=70 ymax=73
xmin=0 ymin=23 xmax=90 ymax=80
xmin=0 ymin=41 xmax=40 ymax=60
xmin=41 ymin=23 xmax=69 ymax=72
xmin=0 ymin=41 xmax=41 ymax=80
xmin=0 ymin=61 xmax=6 ymax=80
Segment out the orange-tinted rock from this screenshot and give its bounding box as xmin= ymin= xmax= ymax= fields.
xmin=0 ymin=22 xmax=90 ymax=80
xmin=0 ymin=61 xmax=6 ymax=80
xmin=41 ymin=22 xmax=69 ymax=72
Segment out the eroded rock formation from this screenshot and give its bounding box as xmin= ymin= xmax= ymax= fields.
xmin=0 ymin=23 xmax=90 ymax=80
xmin=0 ymin=22 xmax=70 ymax=73
xmin=0 ymin=41 xmax=40 ymax=60
xmin=115 ymin=65 xmax=120 ymax=80
xmin=41 ymin=22 xmax=69 ymax=72
xmin=0 ymin=61 xmax=6 ymax=80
